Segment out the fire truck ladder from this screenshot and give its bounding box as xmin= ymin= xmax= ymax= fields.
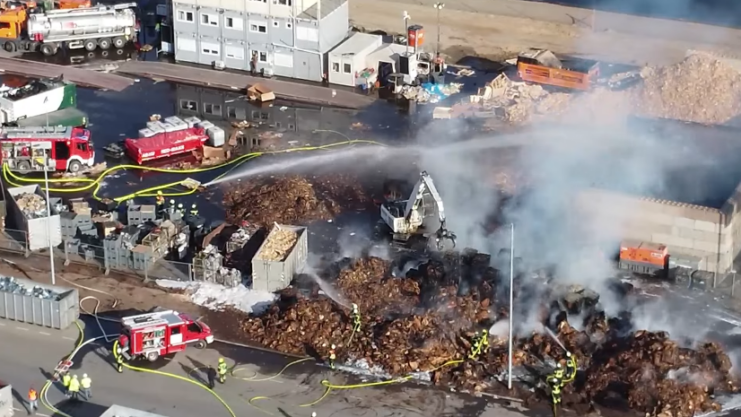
xmin=1 ymin=126 xmax=72 ymax=139
xmin=43 ymin=1 xmax=136 ymax=15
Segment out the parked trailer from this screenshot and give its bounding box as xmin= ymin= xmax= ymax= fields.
xmin=4 ymin=184 xmax=62 ymax=251
xmin=0 ymin=276 xmax=79 ymax=329
xmin=251 ymin=225 xmax=308 ymax=292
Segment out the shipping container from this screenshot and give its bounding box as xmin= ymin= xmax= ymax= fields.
xmin=516 ymin=49 xmax=599 ymax=90
xmin=4 ymin=185 xmax=62 ymax=251
xmin=251 ymin=225 xmax=308 ymax=292
xmin=0 ymin=276 xmax=79 ymax=329
xmin=618 ymin=240 xmax=669 ymax=275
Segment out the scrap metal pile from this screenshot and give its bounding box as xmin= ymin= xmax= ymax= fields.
xmin=240 ymin=256 xmax=737 ymax=416
xmin=223 ymin=174 xmax=371 ymax=226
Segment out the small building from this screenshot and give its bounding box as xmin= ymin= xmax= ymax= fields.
xmin=327 ymin=32 xmax=382 ymax=87
xmin=365 ymin=43 xmax=410 ymax=84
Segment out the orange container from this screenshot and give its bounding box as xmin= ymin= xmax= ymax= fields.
xmin=407 ymin=25 xmax=424 ymax=48
xmin=619 ymin=240 xmax=668 ymax=267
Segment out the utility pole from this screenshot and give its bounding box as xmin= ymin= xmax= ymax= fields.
xmin=507 ymin=222 xmax=514 ymax=390
xmin=433 ymin=3 xmax=444 ymax=56
xmin=403 ymin=11 xmax=411 ymax=54
xmin=45 ymin=114 xmax=55 ymax=285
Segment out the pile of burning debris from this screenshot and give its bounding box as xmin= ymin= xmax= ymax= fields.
xmin=223 ymin=174 xmax=371 ymax=226
xmin=240 ymin=255 xmax=737 ymax=416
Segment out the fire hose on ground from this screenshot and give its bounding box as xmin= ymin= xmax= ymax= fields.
xmin=76 ymin=294 xmax=473 ymax=416
xmin=2 ymin=138 xmax=386 ymax=203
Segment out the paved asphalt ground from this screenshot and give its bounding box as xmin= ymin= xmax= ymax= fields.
xmin=0 ymin=316 xmax=540 ymax=417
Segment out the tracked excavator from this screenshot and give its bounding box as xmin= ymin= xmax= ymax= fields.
xmin=379 ymin=171 xmax=457 ymax=251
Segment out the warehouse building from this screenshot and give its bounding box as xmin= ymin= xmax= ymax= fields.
xmin=171 ymin=0 xmax=349 ymax=82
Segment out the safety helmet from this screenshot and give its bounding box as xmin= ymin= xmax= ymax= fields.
xmin=312 ymin=413 xmax=317 ymax=417
xmin=157 ymin=191 xmax=162 ymax=195
xmin=218 ymin=358 xmax=225 ymax=363
xmin=352 ymin=303 xmax=358 ymax=310
xmin=566 ymin=351 xmax=572 ymax=357
xmin=482 ymin=329 xmax=488 ymax=335
xmin=192 ymin=204 xmax=197 ymax=208
xmin=72 ymin=375 xmax=78 ymax=379
xmin=331 ymin=344 xmax=336 ymax=349
xmin=556 ymin=363 xmax=562 ymax=368
xmin=170 ymin=199 xmax=175 ymax=204
xmin=82 ymin=374 xmax=87 ymax=378
xmin=178 ymin=203 xmax=183 ymax=208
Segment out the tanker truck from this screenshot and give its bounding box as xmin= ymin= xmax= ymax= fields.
xmin=0 ymin=2 xmax=138 ymax=55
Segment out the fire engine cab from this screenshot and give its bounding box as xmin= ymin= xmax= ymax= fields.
xmin=0 ymin=125 xmax=94 ymax=173
xmin=117 ymin=310 xmax=214 ymax=362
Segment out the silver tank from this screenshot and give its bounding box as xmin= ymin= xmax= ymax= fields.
xmin=27 ymin=4 xmax=137 ymax=39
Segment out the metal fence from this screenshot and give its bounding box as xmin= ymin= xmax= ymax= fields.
xmin=0 ymin=227 xmax=196 ymax=283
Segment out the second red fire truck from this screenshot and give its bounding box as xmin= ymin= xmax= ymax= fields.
xmin=116 ymin=310 xmax=215 ymax=362
xmin=0 ymin=125 xmax=94 ymax=173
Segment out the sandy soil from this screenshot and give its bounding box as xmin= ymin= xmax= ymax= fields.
xmin=350 ymin=0 xmax=741 ymax=66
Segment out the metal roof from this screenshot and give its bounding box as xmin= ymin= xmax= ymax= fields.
xmin=98 ymin=404 xmax=171 ymax=417
xmin=121 ymin=310 xmax=184 ymax=329
xmin=329 ymin=32 xmax=382 ymax=58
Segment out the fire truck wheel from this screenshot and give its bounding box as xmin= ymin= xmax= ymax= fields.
xmin=98 ymin=38 xmax=112 ymax=50
xmin=84 ymin=40 xmax=97 ymax=52
xmin=40 ymin=44 xmax=56 ymax=56
xmin=146 ymin=352 xmax=159 ymax=362
xmin=194 ymin=340 xmax=207 ymax=349
xmin=3 ymin=42 xmax=15 ymax=53
xmin=68 ymin=160 xmax=82 ymax=173
xmin=112 ymin=37 xmax=126 ymax=49
xmin=17 ymin=160 xmax=31 ymax=173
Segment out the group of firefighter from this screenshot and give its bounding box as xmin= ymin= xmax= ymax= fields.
xmin=154 ymin=191 xmax=199 ymax=218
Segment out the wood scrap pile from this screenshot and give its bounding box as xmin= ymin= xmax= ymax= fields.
xmin=256 ymin=228 xmax=298 ymax=261
xmin=223 ymin=174 xmax=371 ymax=226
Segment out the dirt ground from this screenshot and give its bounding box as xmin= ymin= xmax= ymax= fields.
xmin=350 ymin=0 xmax=741 ymax=66
xmin=0 ymin=251 xmax=201 ymax=317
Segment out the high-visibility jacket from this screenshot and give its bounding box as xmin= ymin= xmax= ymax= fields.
xmin=28 ymin=389 xmax=37 ymax=401
xmin=549 ymin=368 xmax=564 ymax=379
xmin=565 ymin=356 xmax=577 ymax=382
xmin=156 ymin=195 xmax=165 ymax=205
xmin=68 ymin=379 xmax=80 ymax=392
xmin=329 ymin=350 xmax=336 ymax=360
xmin=217 ymin=363 xmax=228 ymax=375
xmin=81 ymin=376 xmax=91 ymax=389
xmin=62 ymin=374 xmax=71 ymax=387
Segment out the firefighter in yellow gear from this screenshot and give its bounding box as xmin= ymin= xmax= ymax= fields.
xmin=217 ymin=358 xmax=228 ymax=383
xmin=68 ymin=375 xmax=80 ymax=400
xmin=548 ymin=363 xmax=565 ymax=380
xmin=328 ymin=344 xmax=337 ymax=369
xmin=156 ymin=191 xmax=165 ymax=208
xmin=61 ymin=372 xmax=71 ymax=388
xmin=564 ymin=352 xmax=577 ymax=383
xmin=190 ymin=204 xmax=199 ymax=216
xmin=80 ymin=373 xmax=92 ymax=400
xmin=177 ymin=203 xmax=184 ymax=215
xmin=468 ymin=329 xmax=489 ymax=360
xmin=351 ymin=303 xmax=361 ymax=333
xmin=548 ymin=376 xmax=563 ymax=417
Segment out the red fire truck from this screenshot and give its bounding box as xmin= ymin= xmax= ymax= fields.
xmin=117 ymin=310 xmax=214 ymax=362
xmin=0 ymin=125 xmax=94 ymax=173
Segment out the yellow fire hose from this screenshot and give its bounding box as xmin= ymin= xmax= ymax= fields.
xmin=2 ymin=139 xmax=385 ymax=202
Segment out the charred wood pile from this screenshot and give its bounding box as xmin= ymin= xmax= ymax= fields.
xmin=240 ymin=255 xmax=737 ymax=416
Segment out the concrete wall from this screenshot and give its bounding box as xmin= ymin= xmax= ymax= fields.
xmin=577 ymin=189 xmax=729 ymax=276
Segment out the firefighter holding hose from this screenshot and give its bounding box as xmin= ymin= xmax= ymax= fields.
xmin=468 ymin=329 xmax=489 ymax=360
xmin=564 ymin=352 xmax=577 ymax=383
xmin=328 ymin=344 xmax=337 ymax=370
xmin=351 ymin=304 xmax=361 ymax=333
xmin=548 ymin=376 xmax=563 ymax=417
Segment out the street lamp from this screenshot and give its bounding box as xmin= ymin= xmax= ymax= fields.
xmin=433 ymin=3 xmax=445 ymax=56
xmin=507 ymin=222 xmax=514 ymax=390
xmin=44 ymin=114 xmax=55 ymax=286
xmin=403 ymin=11 xmax=411 ymax=54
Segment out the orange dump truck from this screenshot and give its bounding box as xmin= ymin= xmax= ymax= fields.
xmin=618 ymin=240 xmax=669 ymax=275
xmin=516 ymin=49 xmax=599 ymax=91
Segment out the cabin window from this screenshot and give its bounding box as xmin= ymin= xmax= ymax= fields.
xmin=332 ymin=62 xmax=339 ymax=72
xmin=180 ymin=99 xmax=197 ymax=111
xmin=227 ymin=107 xmax=237 ymax=118
xmin=171 ymin=326 xmax=181 ymax=335
xmin=343 ymin=63 xmax=351 ymax=73
xmin=201 ymin=13 xmax=218 ymax=26
xmin=204 ymin=103 xmax=222 ymax=115
xmin=177 ymin=10 xmax=194 ymax=22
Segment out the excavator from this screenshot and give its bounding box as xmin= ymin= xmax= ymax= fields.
xmin=379 ymin=171 xmax=457 ymax=251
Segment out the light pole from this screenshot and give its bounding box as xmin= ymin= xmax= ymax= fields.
xmin=507 ymin=222 xmax=514 ymax=390
xmin=403 ymin=11 xmax=411 ymax=54
xmin=433 ymin=3 xmax=444 ymax=56
xmin=44 ymin=115 xmax=55 ymax=285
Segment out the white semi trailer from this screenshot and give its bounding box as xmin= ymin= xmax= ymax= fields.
xmin=26 ymin=2 xmax=139 ymax=56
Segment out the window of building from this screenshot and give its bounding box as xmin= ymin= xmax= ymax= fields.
xmin=275 ymin=122 xmax=282 ymax=129
xmin=331 ymin=62 xmax=339 ymax=72
xmin=249 ymin=23 xmax=267 ymax=33
xmin=251 ymin=110 xmax=260 ymax=120
xmin=261 ymin=112 xmax=269 ymax=120
xmin=177 ymin=10 xmax=194 ymax=22
xmin=179 ymin=100 xmax=197 ymax=111
xmin=288 ymin=123 xmax=295 ymax=130
xmin=177 ymin=38 xmax=196 ymax=52
xmin=286 ymin=22 xmax=292 ymax=29
xmin=274 ymin=0 xmax=291 ymax=5
xmin=227 ymin=107 xmax=237 ymax=118
xmin=204 ymin=103 xmax=222 ymax=115
xmin=201 ymin=42 xmax=220 ymax=56
xmin=201 ymin=13 xmax=218 ymax=26
xmin=225 ymin=45 xmax=244 ymax=60
xmin=259 ymin=52 xmax=267 ymax=63
xmin=272 ymin=20 xmax=279 ymax=28
xmin=251 ymin=137 xmax=262 ymax=146
xmin=343 ymin=63 xmax=351 ymax=73
xmin=225 ymin=17 xmax=243 ymax=30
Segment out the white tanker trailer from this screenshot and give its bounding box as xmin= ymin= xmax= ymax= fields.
xmin=2 ymin=2 xmax=139 ymax=56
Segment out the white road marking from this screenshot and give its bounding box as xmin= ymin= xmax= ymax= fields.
xmin=62 ymin=336 xmax=76 ymax=341
xmin=0 ymin=322 xmax=5 ymax=326
xmin=39 ymin=331 xmax=51 ymax=336
xmin=16 ymin=327 xmax=28 ymax=331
